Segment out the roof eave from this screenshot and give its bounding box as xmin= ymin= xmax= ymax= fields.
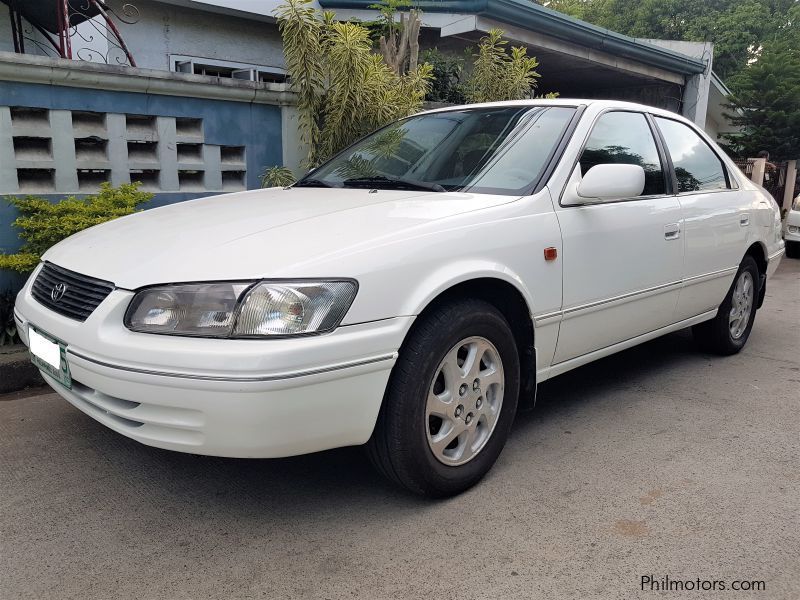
xmin=319 ymin=0 xmax=708 ymax=76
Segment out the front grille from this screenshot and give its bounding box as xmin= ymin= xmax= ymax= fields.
xmin=31 ymin=262 xmax=114 ymax=321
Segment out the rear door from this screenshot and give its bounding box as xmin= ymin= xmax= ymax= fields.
xmin=652 ymin=116 xmax=749 ymax=321
xmin=552 ymin=110 xmax=684 ymax=364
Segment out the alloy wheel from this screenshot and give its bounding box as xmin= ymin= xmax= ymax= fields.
xmin=425 ymin=336 xmax=505 ymax=466
xmin=729 ymin=270 xmax=754 ymax=340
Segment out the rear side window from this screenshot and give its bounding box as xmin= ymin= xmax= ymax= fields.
xmin=579 ymin=111 xmax=666 ymax=196
xmin=654 ymin=117 xmax=729 ymax=193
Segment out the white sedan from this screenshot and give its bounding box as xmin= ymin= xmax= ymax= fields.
xmin=15 ymin=100 xmax=785 ymax=497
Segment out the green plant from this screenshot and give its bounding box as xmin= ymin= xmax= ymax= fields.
xmin=276 ymin=0 xmax=432 ymax=167
xmin=465 ymin=29 xmax=542 ymax=103
xmin=722 ymin=32 xmax=800 ymax=160
xmin=421 ymin=48 xmax=467 ymax=104
xmin=0 ymin=290 xmax=20 ymax=346
xmin=260 ymin=166 xmax=298 ymax=187
xmin=0 ymin=182 xmax=153 ymax=274
xmin=548 ymin=0 xmax=797 ymax=81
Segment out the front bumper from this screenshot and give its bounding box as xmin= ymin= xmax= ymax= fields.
xmin=15 ymin=272 xmax=412 ymax=458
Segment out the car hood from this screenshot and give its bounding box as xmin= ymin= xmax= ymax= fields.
xmin=43 ymin=187 xmax=518 ymax=289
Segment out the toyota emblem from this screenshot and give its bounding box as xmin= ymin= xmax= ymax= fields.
xmin=51 ymin=282 xmax=68 ymax=302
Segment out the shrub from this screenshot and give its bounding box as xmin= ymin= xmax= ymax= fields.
xmin=421 ymin=48 xmax=467 ymax=104
xmin=264 ymin=2 xmax=555 ymax=177
xmin=0 ymin=182 xmax=153 ymax=274
xmin=276 ymin=0 xmax=432 ymax=167
xmin=465 ymin=29 xmax=543 ymax=103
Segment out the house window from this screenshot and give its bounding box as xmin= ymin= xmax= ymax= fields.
xmin=170 ymin=55 xmax=287 ymax=83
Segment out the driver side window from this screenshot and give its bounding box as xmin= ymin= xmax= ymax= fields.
xmin=580 ymin=111 xmax=666 ymax=197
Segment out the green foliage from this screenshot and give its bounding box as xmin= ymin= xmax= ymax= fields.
xmin=421 ymin=48 xmax=467 ymax=103
xmin=0 ymin=182 xmax=152 ymax=274
xmin=0 ymin=253 xmax=39 ymax=273
xmin=722 ymin=34 xmax=800 ymax=160
xmin=0 ymin=290 xmax=20 ymax=346
xmin=465 ymin=29 xmax=542 ymax=103
xmin=276 ymin=0 xmax=432 ymax=167
xmin=546 ymin=0 xmax=799 ymax=80
xmin=260 ymin=166 xmax=298 ymax=187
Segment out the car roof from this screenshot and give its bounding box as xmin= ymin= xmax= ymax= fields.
xmin=418 ymin=98 xmax=691 ymax=123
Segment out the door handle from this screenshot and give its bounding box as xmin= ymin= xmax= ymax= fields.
xmin=664 ymin=223 xmax=681 ymax=240
xmin=740 ymin=214 xmax=750 ymax=227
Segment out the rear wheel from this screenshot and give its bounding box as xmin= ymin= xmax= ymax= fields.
xmin=692 ymin=256 xmax=758 ymax=355
xmin=786 ymin=241 xmax=800 ymax=259
xmin=367 ymin=298 xmax=520 ymax=497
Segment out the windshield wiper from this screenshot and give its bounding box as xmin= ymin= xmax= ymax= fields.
xmin=292 ymin=178 xmax=341 ymax=188
xmin=342 ymin=175 xmax=446 ymax=193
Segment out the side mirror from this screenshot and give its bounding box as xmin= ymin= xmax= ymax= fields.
xmin=562 ymin=164 xmax=646 ymax=205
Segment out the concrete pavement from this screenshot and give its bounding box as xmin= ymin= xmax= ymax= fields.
xmin=1 ymin=259 xmax=798 ymax=600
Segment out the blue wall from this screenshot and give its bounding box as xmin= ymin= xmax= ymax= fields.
xmin=1 ymin=81 xmax=283 ymax=293
xmin=0 ymin=82 xmax=282 ymax=188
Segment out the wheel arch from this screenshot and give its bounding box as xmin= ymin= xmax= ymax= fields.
xmin=744 ymin=242 xmax=768 ymax=308
xmin=405 ymin=275 xmax=537 ymax=410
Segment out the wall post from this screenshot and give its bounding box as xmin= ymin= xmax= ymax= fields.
xmin=782 ymin=159 xmax=797 ymax=213
xmin=750 ymin=158 xmax=766 ymax=186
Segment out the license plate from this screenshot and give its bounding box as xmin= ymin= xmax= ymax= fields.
xmin=29 ymin=326 xmax=72 ymax=389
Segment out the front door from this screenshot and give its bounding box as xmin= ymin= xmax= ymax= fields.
xmin=553 ymin=110 xmax=684 ymax=364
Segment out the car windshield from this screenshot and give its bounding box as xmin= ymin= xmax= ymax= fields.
xmin=298 ymin=105 xmax=577 ymax=195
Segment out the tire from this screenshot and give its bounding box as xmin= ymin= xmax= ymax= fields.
xmin=786 ymin=241 xmax=800 ymax=259
xmin=367 ymin=298 xmax=520 ymax=497
xmin=692 ymin=256 xmax=759 ymax=355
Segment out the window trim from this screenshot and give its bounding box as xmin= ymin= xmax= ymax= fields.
xmin=645 ymin=112 xmax=677 ymax=195
xmin=530 ymin=104 xmax=586 ymax=196
xmin=169 ymin=54 xmax=287 ymax=82
xmin=651 ymin=114 xmax=735 ymax=196
xmin=558 ymin=108 xmax=673 ymax=208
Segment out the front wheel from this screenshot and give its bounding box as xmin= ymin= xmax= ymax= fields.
xmin=786 ymin=241 xmax=800 ymax=259
xmin=692 ymin=256 xmax=759 ymax=355
xmin=367 ymin=298 xmax=520 ymax=497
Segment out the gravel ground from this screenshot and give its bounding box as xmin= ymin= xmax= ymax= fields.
xmin=1 ymin=259 xmax=798 ymax=600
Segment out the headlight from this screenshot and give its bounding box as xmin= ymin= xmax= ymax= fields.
xmin=234 ymin=281 xmax=357 ymax=337
xmin=125 ymin=280 xmax=357 ymax=338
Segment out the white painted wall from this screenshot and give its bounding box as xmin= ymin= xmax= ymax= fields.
xmin=0 ymin=5 xmax=12 ymax=54
xmin=110 ymin=0 xmax=286 ymax=72
xmin=643 ymin=39 xmax=713 ymax=128
xmin=0 ymin=4 xmax=54 ymax=58
xmin=163 ymin=0 xmax=321 ymax=18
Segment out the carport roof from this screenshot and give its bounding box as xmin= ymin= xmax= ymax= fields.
xmin=319 ymin=0 xmax=708 ymax=76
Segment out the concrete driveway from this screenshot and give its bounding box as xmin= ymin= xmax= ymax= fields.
xmin=2 ymin=260 xmax=798 ymax=600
